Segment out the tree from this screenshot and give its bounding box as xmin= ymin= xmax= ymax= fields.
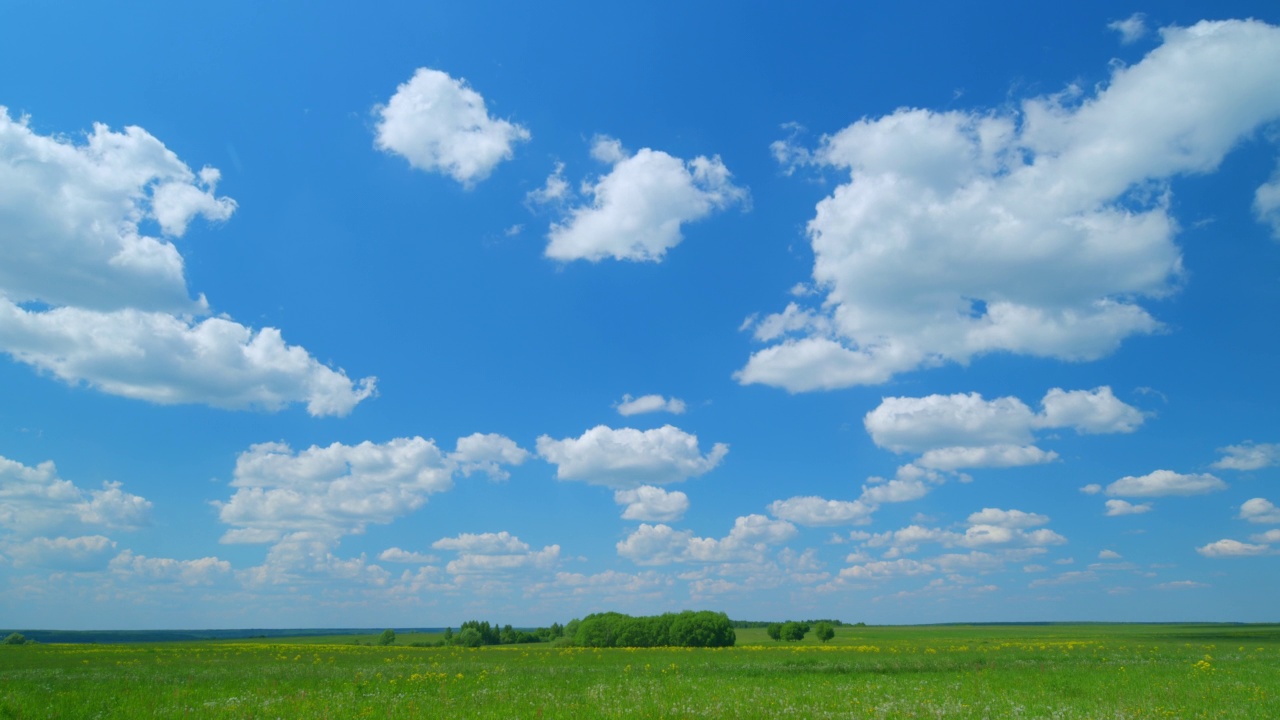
xmin=781 ymin=621 xmax=809 ymax=641
xmin=4 ymin=633 xmax=27 ymax=645
xmin=443 ymin=627 xmax=453 ymax=644
xmin=377 ymin=629 xmax=396 ymax=646
xmin=457 ymin=628 xmax=484 ymax=647
xmin=766 ymin=623 xmax=782 ymax=641
xmin=814 ymin=622 xmax=835 ymax=643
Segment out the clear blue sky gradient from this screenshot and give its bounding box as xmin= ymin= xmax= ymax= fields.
xmin=1 ymin=1 xmax=1277 ymax=628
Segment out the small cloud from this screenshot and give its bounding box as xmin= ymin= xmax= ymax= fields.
xmin=1196 ymin=539 xmax=1271 ymax=558
xmin=615 ymin=394 xmax=687 ymax=417
xmin=1098 ymin=549 xmax=1122 ymax=560
xmin=1239 ymin=498 xmax=1280 ymax=524
xmin=1108 ymin=13 xmax=1148 ymax=45
xmin=1155 ymin=580 xmax=1208 ymax=590
xmin=1080 ymin=484 xmax=1102 ymax=495
xmin=1106 ymin=499 xmax=1153 ymax=516
xmin=1105 ymin=470 xmax=1226 ymax=498
xmin=1212 ymin=442 xmax=1280 ymax=471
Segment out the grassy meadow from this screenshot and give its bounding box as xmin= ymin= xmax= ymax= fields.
xmin=2 ymin=623 xmax=1277 ymax=718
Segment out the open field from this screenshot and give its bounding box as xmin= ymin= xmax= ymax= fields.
xmin=2 ymin=624 xmax=1277 ymax=718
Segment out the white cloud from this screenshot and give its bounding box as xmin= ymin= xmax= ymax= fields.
xmin=740 ymin=20 xmax=1280 ymax=390
xmin=865 ymin=393 xmax=1037 ymax=453
xmin=0 ymin=455 xmax=150 ymax=535
xmin=433 ymin=531 xmax=529 ymax=554
xmin=616 ymin=515 xmax=796 ymax=566
xmin=1105 ymin=470 xmax=1226 ymax=497
xmin=432 ymin=531 xmax=559 ymax=575
xmin=1155 ymin=580 xmax=1208 ymax=590
xmin=1252 ymin=529 xmax=1280 ymax=544
xmin=768 ymin=496 xmax=874 ymax=526
xmin=1036 ymin=387 xmax=1145 ymax=434
xmin=108 ymin=550 xmax=231 ymax=585
xmin=1212 ymin=442 xmax=1280 ymax=471
xmin=858 ymin=464 xmax=944 ymax=505
xmin=373 ymin=68 xmax=529 ymax=186
xmin=615 ymin=523 xmax=693 ymax=566
xmin=4 ymin=535 xmax=115 ymax=570
xmin=0 ymin=109 xmax=232 ymax=313
xmin=615 ymin=485 xmax=689 ymax=522
xmin=0 ymin=303 xmax=376 ymax=417
xmin=536 ymin=424 xmax=728 ymax=489
xmin=858 ymin=516 xmax=1064 ymax=560
xmin=1098 ymin=549 xmax=1122 ymax=560
xmin=840 ymin=558 xmax=936 ymax=580
xmin=377 ymin=547 xmax=437 ymax=564
xmin=917 ymin=445 xmax=1056 ymax=471
xmin=1196 ymin=539 xmax=1271 ymax=558
xmin=1080 ymin=484 xmax=1103 ymax=495
xmin=615 ymin=394 xmax=687 ymax=417
xmin=1240 ymin=498 xmax=1280 ymax=524
xmin=1105 ymin=499 xmax=1153 ymax=516
xmin=544 ymin=136 xmax=747 ymax=262
xmin=1108 ymin=13 xmax=1148 ymax=44
xmin=862 ymin=387 xmax=1141 ymax=470
xmin=0 ymin=110 xmax=374 ymax=416
xmin=966 ymin=508 xmax=1049 ymax=529
xmin=527 ymin=161 xmax=570 ymax=206
xmin=215 ymin=434 xmax=527 ymax=571
xmin=450 ymin=433 xmax=532 ymax=481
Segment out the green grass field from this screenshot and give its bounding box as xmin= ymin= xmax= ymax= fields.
xmin=2 ymin=624 xmax=1277 ymax=718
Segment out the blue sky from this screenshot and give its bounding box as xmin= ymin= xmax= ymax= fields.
xmin=2 ymin=1 xmax=1278 ymax=629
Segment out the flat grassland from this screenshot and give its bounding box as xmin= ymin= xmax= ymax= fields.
xmin=2 ymin=624 xmax=1277 ymax=718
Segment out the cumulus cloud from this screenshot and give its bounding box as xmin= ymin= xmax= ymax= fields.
xmin=1255 ymin=168 xmax=1280 ymax=239
xmin=1104 ymin=470 xmax=1226 ymax=497
xmin=1196 ymin=539 xmax=1271 ymax=558
xmin=860 ymin=517 xmax=1064 ymax=558
xmin=1105 ymin=499 xmax=1153 ymax=516
xmin=616 ymin=515 xmax=796 ymax=566
xmin=740 ymin=20 xmax=1280 ymax=391
xmin=615 ymin=485 xmax=689 ymax=522
xmin=543 ymin=136 xmax=747 ymax=262
xmin=373 ymin=68 xmax=529 ymax=186
xmin=217 ymin=438 xmax=456 ymax=544
xmin=861 ymin=387 xmax=1141 ymax=471
xmin=1252 ymin=529 xmax=1280 ymax=544
xmin=4 ymin=535 xmax=116 ymax=570
xmin=0 ymin=455 xmax=150 ymax=535
xmin=615 ymin=394 xmax=687 ymax=417
xmin=431 ymin=531 xmax=560 ymax=575
xmin=768 ymin=496 xmax=875 ymax=526
xmin=1212 ymin=442 xmax=1280 ymax=471
xmin=377 ymin=547 xmax=437 ymax=564
xmin=536 ymin=424 xmax=728 ymax=488
xmin=0 ymin=110 xmax=374 ymax=416
xmin=1239 ymin=498 xmax=1280 ymax=524
xmin=450 ymin=433 xmax=532 ymax=481
xmin=215 ymin=434 xmax=528 ymax=575
xmin=0 ymin=304 xmax=376 ymax=416
xmin=966 ymin=508 xmax=1049 ymax=529
xmin=0 ymin=109 xmax=232 ymax=313
xmin=108 ymin=550 xmax=231 ymax=585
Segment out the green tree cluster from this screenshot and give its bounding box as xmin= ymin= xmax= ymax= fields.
xmin=437 ymin=620 xmax=564 ymax=647
xmin=767 ymin=621 xmax=811 ymax=641
xmin=3 ymin=633 xmax=29 ymax=645
xmin=569 ymin=611 xmax=735 ymax=648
